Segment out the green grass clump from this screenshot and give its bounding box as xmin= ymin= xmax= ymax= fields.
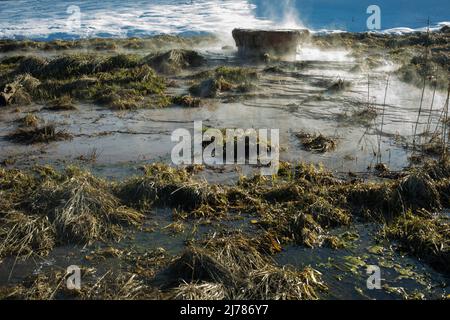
xmin=117 ymin=164 xmax=211 ymax=211
xmin=4 ymin=54 xmax=170 ymax=110
xmin=172 ymin=95 xmax=202 ymax=108
xmin=188 ymin=66 xmax=258 ymax=98
xmin=44 ymin=95 xmax=77 ymax=111
xmin=143 ymin=49 xmax=206 ymax=74
xmin=215 ymin=66 xmax=258 ymax=83
xmin=383 ymin=210 xmax=449 ymax=275
xmin=7 ymin=124 xmax=72 ymax=145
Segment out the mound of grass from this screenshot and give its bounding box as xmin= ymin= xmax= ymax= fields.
xmin=144 ymin=49 xmax=206 ymax=74
xmin=262 ymin=183 xmax=304 ymax=203
xmin=337 ymin=105 xmax=379 ymax=127
xmin=164 ymin=234 xmax=326 ymax=300
xmin=2 ymin=269 xmax=159 ymax=300
xmin=296 ymin=132 xmax=337 ymax=153
xmin=30 ymin=167 xmax=143 ymax=244
xmin=345 ymin=181 xmax=398 ymax=220
xmin=215 ymin=66 xmax=258 ymax=83
xmin=97 ymin=54 xmax=141 ymax=72
xmin=38 ymin=55 xmax=95 ymax=79
xmin=17 ymin=114 xmax=40 ymax=127
xmin=172 ymin=95 xmax=202 ymax=108
xmin=117 ymin=164 xmax=226 ymax=213
xmin=383 ymin=210 xmax=449 ymax=275
xmin=16 ymin=56 xmax=47 ymax=76
xmin=90 ymin=65 xmax=170 ymax=109
xmin=44 ymin=95 xmax=77 ymax=111
xmin=189 ymin=77 xmax=233 ymax=98
xmin=0 ymin=168 xmax=38 ymax=207
xmin=0 ymin=211 xmax=55 ymax=258
xmin=189 ymin=66 xmax=258 ymax=98
xmin=7 ymin=124 xmax=72 ymax=144
xmin=0 ymin=166 xmax=144 ymax=256
xmin=288 ymin=210 xmax=326 ymax=248
xmin=395 ymin=171 xmax=442 ymax=211
xmin=6 ymin=54 xmax=170 ymax=110
xmin=169 ymin=282 xmax=226 ymax=300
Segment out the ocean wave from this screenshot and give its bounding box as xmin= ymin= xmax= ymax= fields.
xmin=0 ymin=0 xmax=448 ymax=41
xmin=0 ymin=0 xmax=276 ymax=41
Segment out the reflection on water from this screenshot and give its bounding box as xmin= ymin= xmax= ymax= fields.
xmin=1 ymin=45 xmax=447 ymax=180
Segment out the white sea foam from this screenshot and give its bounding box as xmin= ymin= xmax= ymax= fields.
xmin=381 ymin=21 xmax=450 ymax=35
xmin=0 ymin=0 xmax=276 ymax=40
xmin=0 ymin=0 xmax=448 ymax=41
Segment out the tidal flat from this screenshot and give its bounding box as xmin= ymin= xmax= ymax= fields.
xmin=0 ymin=29 xmax=449 ymax=300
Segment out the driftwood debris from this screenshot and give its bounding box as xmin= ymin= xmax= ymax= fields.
xmin=0 ymin=83 xmax=18 ymax=106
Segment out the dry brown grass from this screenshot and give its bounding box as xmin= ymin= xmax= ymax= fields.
xmin=30 ymin=167 xmax=143 ymax=244
xmin=296 ymin=132 xmax=337 ymax=153
xmin=164 ymin=233 xmax=326 ymax=300
xmin=117 ymin=164 xmax=227 ymax=215
xmin=169 ymin=281 xmax=227 ymax=300
xmin=44 ymin=95 xmax=77 ymax=111
xmin=2 ymin=269 xmax=161 ymax=300
xmin=17 ymin=114 xmax=40 ymax=127
xmin=0 ymin=211 xmax=55 ymax=258
xmin=7 ymin=124 xmax=72 ymax=144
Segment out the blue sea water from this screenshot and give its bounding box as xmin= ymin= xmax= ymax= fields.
xmin=252 ymin=0 xmax=450 ymax=32
xmin=0 ymin=0 xmax=448 ymax=40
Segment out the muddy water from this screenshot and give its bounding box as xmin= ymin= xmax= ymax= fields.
xmin=1 ymin=46 xmax=447 ymax=179
xmin=0 ymin=44 xmax=449 ymax=299
xmin=278 ymin=223 xmax=449 ymax=300
xmin=2 ymin=213 xmax=447 ymax=299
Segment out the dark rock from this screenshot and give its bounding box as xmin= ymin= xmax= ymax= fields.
xmin=232 ymin=29 xmax=309 ymax=60
xmin=440 ymin=25 xmax=450 ymax=33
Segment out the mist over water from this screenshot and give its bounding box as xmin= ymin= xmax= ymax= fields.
xmin=0 ymin=0 xmax=448 ymax=40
